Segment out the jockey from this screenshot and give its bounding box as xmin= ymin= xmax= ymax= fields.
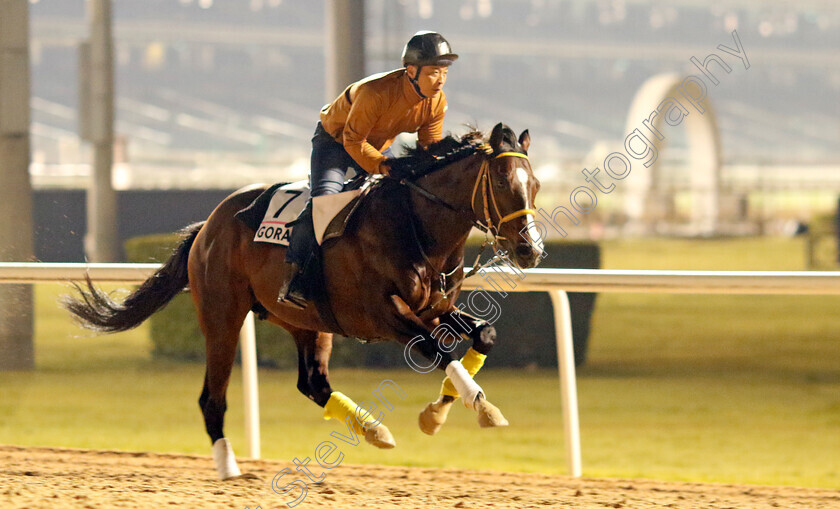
xmin=278 ymin=31 xmax=458 ymax=308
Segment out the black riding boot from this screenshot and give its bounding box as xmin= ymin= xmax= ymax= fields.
xmin=277 ymin=201 xmax=316 ymax=308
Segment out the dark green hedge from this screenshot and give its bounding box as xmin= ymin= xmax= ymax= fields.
xmin=125 ymin=233 xmax=599 ymax=368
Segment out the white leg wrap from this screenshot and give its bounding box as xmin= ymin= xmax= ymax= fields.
xmin=212 ymin=438 xmax=242 ymax=480
xmin=445 ymin=361 xmax=483 ymax=410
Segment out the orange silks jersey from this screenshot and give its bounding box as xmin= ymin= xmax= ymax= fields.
xmin=319 ymin=68 xmax=448 ymax=174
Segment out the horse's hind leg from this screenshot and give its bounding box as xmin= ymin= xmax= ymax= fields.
xmin=273 ymin=319 xmax=396 ymax=449
xmin=193 ymin=277 xmax=252 ymax=480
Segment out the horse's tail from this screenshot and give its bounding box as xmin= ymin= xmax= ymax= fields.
xmin=63 ymin=221 xmax=205 ymax=333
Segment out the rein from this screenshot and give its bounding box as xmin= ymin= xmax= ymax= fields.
xmin=399 ymin=146 xmax=535 ymax=305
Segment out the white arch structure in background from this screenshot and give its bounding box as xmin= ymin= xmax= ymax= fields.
xmin=624 ymin=73 xmax=722 ymax=235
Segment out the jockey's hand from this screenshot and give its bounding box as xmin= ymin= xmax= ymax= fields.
xmin=385 ymin=158 xmax=417 ymax=180
xmin=378 ymin=159 xmax=393 ymax=176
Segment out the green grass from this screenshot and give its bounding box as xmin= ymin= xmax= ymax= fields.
xmin=585 ymin=237 xmax=840 ymax=487
xmin=1 ymin=237 xmax=839 ymax=489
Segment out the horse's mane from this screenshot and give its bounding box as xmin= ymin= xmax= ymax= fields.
xmin=387 ymin=129 xmax=486 ymax=180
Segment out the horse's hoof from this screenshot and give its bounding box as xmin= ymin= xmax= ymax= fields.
xmin=418 ymin=398 xmax=453 ymax=436
xmin=476 ymin=396 xmax=509 ymax=428
xmin=212 ymin=438 xmax=242 ymax=480
xmin=365 ymin=423 xmax=396 ymax=449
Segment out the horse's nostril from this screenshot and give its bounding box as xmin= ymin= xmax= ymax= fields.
xmin=515 ymin=244 xmax=533 ymax=258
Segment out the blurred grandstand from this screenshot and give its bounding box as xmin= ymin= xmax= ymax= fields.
xmin=27 ymin=0 xmax=840 ymax=234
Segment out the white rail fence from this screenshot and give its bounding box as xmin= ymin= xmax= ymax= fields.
xmin=3 ymin=262 xmax=840 ymax=478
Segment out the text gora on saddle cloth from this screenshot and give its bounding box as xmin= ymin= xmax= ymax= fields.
xmin=254 ymin=181 xmax=310 ymax=247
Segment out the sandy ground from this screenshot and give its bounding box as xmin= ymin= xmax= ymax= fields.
xmin=2 ymin=445 xmax=839 ymax=509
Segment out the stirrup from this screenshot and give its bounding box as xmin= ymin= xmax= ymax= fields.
xmin=279 ymin=293 xmax=307 ymax=310
xmin=277 ymin=263 xmax=307 ymax=309
xmin=277 ymin=287 xmax=307 ymax=309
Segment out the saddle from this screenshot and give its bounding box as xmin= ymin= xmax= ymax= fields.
xmin=234 ymin=174 xmax=383 ymax=335
xmin=234 ymin=173 xmax=381 ymax=246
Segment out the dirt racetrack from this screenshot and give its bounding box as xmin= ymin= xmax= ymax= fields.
xmin=2 ymin=445 xmax=840 ymax=509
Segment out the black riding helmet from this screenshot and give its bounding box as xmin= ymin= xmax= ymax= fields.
xmin=401 ymin=31 xmax=458 ymax=67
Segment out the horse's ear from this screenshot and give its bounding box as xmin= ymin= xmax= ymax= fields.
xmin=489 ymin=123 xmax=506 ymax=152
xmin=518 ymin=129 xmax=530 ymax=153
xmin=489 ymin=122 xmax=517 ymax=153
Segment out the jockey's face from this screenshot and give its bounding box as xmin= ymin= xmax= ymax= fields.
xmin=407 ymin=65 xmax=449 ymax=97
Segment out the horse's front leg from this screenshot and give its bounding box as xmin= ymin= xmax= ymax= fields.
xmin=417 ymin=309 xmax=507 ymax=435
xmin=389 ymin=297 xmax=508 ymax=432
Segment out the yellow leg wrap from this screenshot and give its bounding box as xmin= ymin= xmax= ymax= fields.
xmin=323 ymin=391 xmax=375 ymax=435
xmin=440 ymin=348 xmax=487 ymax=398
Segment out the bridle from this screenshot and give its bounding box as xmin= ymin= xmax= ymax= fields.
xmin=399 ymin=144 xmax=536 ymax=303
xmin=470 ymin=148 xmax=536 ymax=240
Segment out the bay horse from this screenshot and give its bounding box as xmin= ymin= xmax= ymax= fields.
xmin=64 ymin=122 xmax=543 ymax=480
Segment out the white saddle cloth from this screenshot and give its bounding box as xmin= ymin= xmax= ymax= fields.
xmin=253 ymin=180 xmax=362 ymax=247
